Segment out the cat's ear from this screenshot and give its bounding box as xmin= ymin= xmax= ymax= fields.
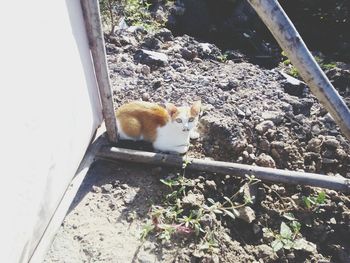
xmin=190 ymin=100 xmax=201 ymax=116
xmin=166 ymin=103 xmax=178 ymax=117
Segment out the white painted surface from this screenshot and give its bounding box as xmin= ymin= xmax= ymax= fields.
xmin=0 ymin=1 xmax=103 ymax=262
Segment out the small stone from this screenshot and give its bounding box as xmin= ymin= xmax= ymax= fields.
xmin=176 ymin=66 xmax=187 ymax=72
xmin=231 ymin=139 xmax=248 ymax=155
xmin=311 ymin=124 xmax=321 ymax=134
xmin=323 ymin=136 xmax=340 ymax=149
xmin=182 ymin=191 xmax=205 ymax=206
xmin=154 ymin=28 xmax=173 ymax=42
xmin=142 ymin=92 xmax=150 ymax=101
xmin=242 ymin=150 xmax=249 ymax=159
xmin=198 ymin=43 xmax=212 ymax=54
xmin=246 ymin=144 xmax=254 ymax=154
xmin=101 ymin=184 xmax=113 ymax=193
xmin=255 ymin=120 xmax=275 ymax=134
xmin=108 ymin=202 xmax=116 ymax=210
xmin=193 ymin=57 xmax=203 ymax=63
xmin=329 ymin=217 xmax=337 ymax=224
xmin=261 ymin=111 xmax=284 ymax=124
xmin=236 ymin=206 xmax=256 ymax=223
xmin=181 ymin=48 xmax=197 ymax=60
xmin=256 ymin=153 xmax=276 ymax=168
xmin=280 ymin=102 xmax=293 ymax=112
xmin=205 ymin=180 xmax=217 ymax=190
xmin=141 ymin=65 xmax=150 ymax=75
xmin=152 ymin=78 xmax=162 ymax=89
xmin=258 ymin=139 xmax=270 ymax=152
xmin=235 ymin=107 xmax=245 ymax=118
xmin=252 ymin=223 xmax=261 ymax=234
xmin=92 ymin=185 xmax=102 ymax=193
xmin=208 ymin=97 xmax=216 ymax=104
xmin=249 ymin=153 xmax=256 ymax=161
xmin=307 ymin=138 xmax=323 ymax=153
xmin=320 ymin=113 xmax=336 ymax=124
xmin=124 ymin=189 xmax=137 ymax=204
xmin=336 ymin=148 xmax=347 ymax=160
xmin=137 ymin=251 xmax=156 ymax=263
xmin=143 ymin=35 xmax=161 ymax=50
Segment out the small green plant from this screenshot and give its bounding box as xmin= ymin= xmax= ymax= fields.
xmin=281 ymin=51 xmax=337 ymax=79
xmin=178 ymin=210 xmax=204 ymax=236
xmin=141 ymin=162 xmax=260 ymax=244
xmin=140 ymin=221 xmax=155 ymax=240
xmin=217 ymin=53 xmax=228 ymax=63
xmin=302 ymin=190 xmax=326 ymax=210
xmin=99 ymin=0 xmax=164 ymax=34
xmin=198 ymin=230 xmax=220 ymax=254
xmin=204 ymin=175 xmax=260 ymax=220
xmin=263 ymin=220 xmax=315 ymax=253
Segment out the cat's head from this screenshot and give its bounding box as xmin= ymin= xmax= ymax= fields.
xmin=166 ymin=101 xmax=201 ymax=132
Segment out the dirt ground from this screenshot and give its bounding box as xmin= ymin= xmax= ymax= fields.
xmin=44 ymin=160 xmax=172 ymax=263
xmin=44 ymin=8 xmax=350 ymax=262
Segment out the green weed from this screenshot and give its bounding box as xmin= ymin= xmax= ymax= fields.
xmin=263 ymin=218 xmax=315 ymax=253
xmin=280 ymin=51 xmax=337 ymax=78
xmin=302 ymin=190 xmax=326 ymax=210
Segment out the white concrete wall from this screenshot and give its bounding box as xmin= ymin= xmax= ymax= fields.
xmin=0 ymin=1 xmax=103 ymax=262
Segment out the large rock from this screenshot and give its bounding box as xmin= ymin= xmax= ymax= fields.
xmin=282 ymin=96 xmax=313 ymax=116
xmin=134 ymin=49 xmax=168 ymax=67
xmin=279 ymin=71 xmax=307 ymax=97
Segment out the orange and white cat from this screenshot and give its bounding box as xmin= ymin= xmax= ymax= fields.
xmin=115 ymin=101 xmax=201 ymax=154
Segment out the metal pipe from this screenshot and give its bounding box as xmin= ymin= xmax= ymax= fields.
xmin=97 ymin=147 xmax=350 ymax=193
xmin=247 ymin=0 xmax=350 ymax=140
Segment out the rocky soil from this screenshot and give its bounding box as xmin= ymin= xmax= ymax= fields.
xmin=45 ymin=6 xmax=350 ymax=263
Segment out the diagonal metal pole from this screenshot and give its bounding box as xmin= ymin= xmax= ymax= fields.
xmin=246 ymin=0 xmax=350 ymax=140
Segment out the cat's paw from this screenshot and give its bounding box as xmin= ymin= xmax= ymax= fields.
xmin=175 ymin=146 xmax=189 ymax=154
xmin=190 ymin=131 xmax=200 ymax=140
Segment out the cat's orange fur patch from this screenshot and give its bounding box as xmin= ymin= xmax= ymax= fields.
xmin=190 ymin=101 xmax=201 ymax=116
xmin=116 ymin=101 xmax=170 ymax=142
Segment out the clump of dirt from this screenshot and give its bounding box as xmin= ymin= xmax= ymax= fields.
xmin=45 ymin=5 xmax=350 ymax=263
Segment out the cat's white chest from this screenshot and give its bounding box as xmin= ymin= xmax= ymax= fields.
xmin=153 ymin=123 xmax=191 ymax=154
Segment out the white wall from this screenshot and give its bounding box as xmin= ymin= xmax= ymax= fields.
xmin=0 ymin=1 xmax=103 ymax=262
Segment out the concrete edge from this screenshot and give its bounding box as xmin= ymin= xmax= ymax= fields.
xmin=29 ymin=125 xmax=108 ymax=263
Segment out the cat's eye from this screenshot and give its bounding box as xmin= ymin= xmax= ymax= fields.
xmin=175 ymin=118 xmax=182 ymax=123
xmin=188 ymin=117 xmax=195 ymax=122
